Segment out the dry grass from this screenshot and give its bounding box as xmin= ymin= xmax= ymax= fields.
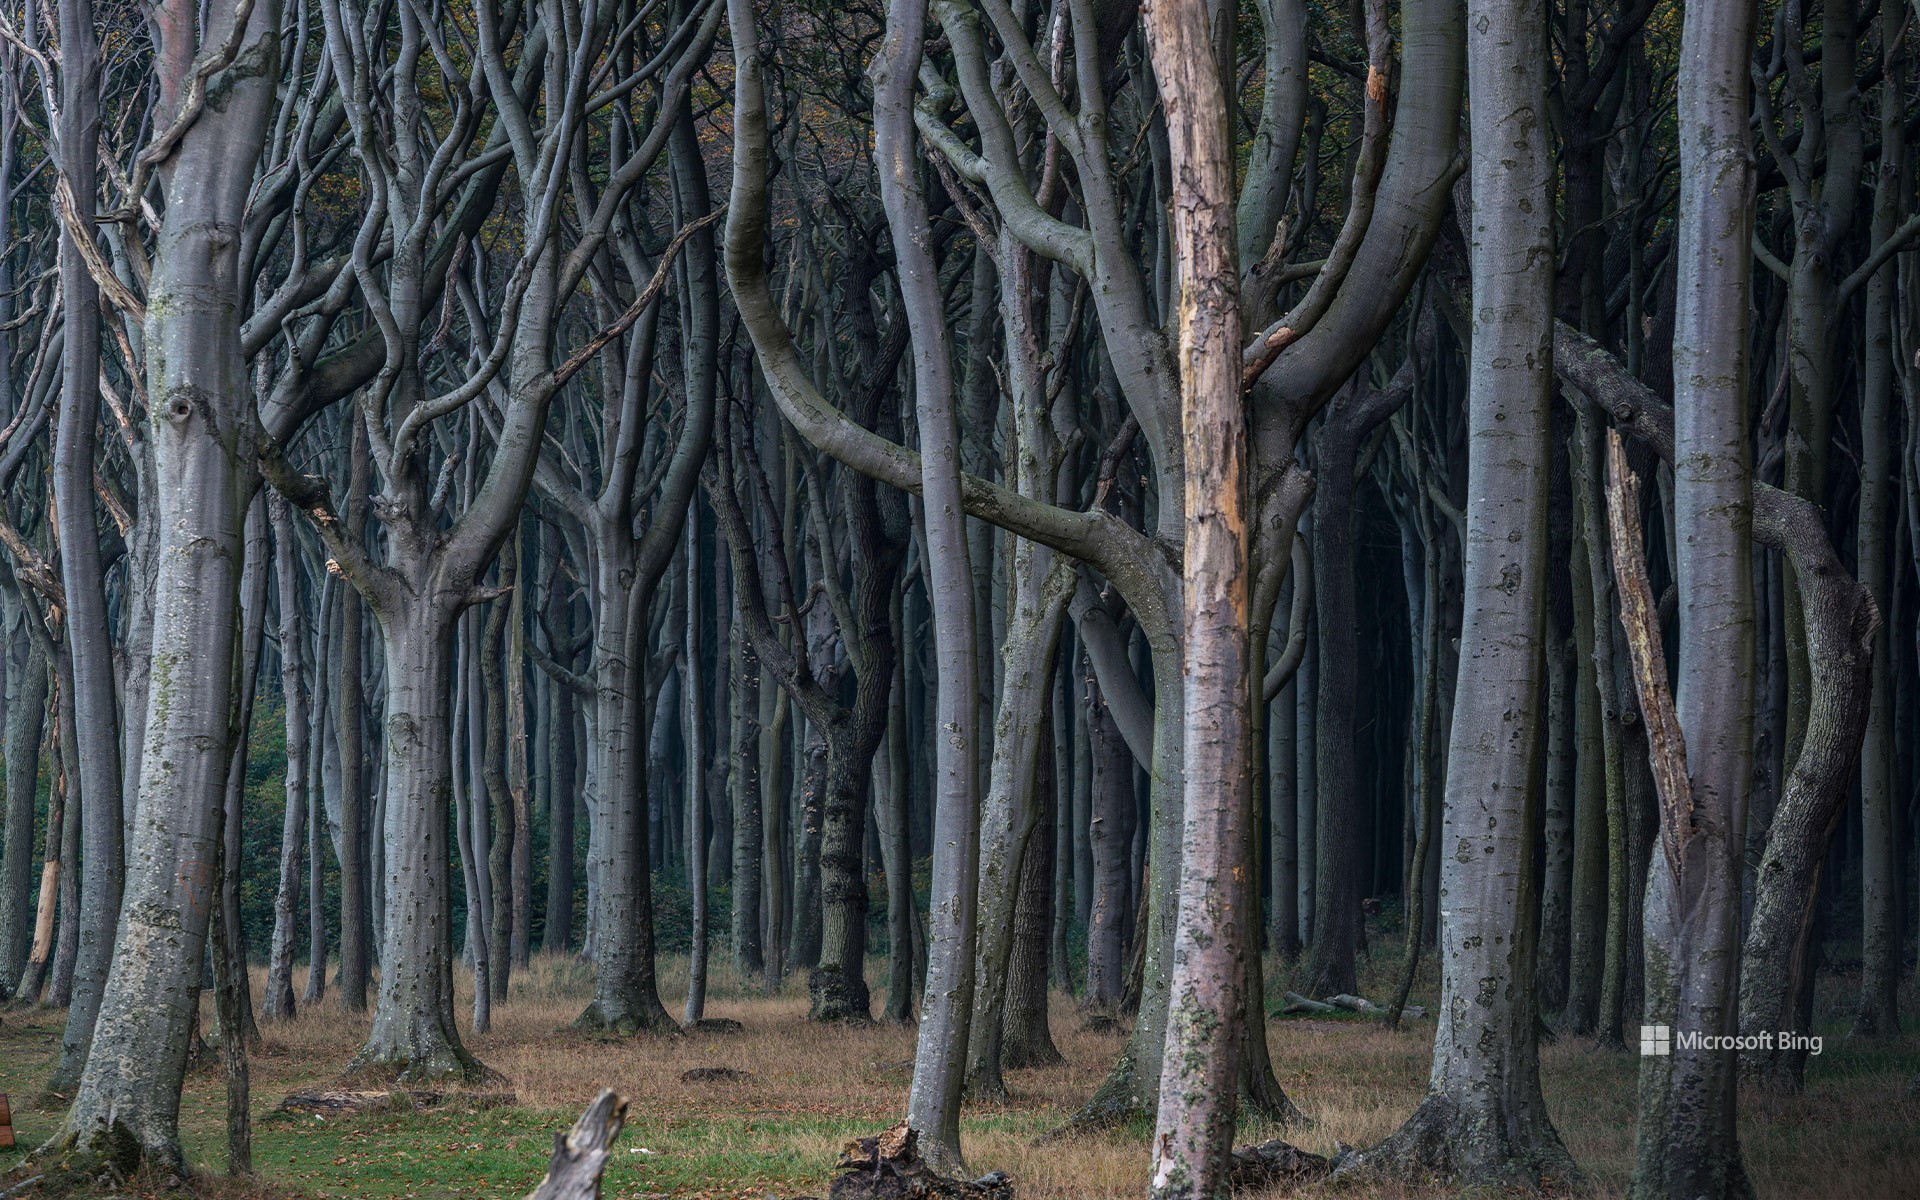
xmin=3 ymin=952 xmax=1916 ymax=1199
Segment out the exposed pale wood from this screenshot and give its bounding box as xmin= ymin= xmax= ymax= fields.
xmin=525 ymin=1090 xmax=628 ymax=1200
xmin=1602 ymin=430 xmax=1691 ymax=884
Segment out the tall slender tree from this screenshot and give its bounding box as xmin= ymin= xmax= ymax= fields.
xmin=1624 ymin=0 xmax=1758 ymax=1183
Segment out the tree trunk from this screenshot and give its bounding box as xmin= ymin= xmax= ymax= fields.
xmin=1295 ymin=599 xmax=1317 ymax=946
xmin=544 ymin=665 xmax=578 ymax=954
xmin=337 ymin=416 xmax=372 ymax=1012
xmin=1564 ymin=470 xmax=1606 ymax=1032
xmin=54 ymin=3 xmax=277 ymax=1160
xmin=45 ymin=665 xmax=80 ymax=1009
xmin=1084 ymin=680 xmax=1131 ymax=1011
xmin=1146 ymin=0 xmax=1248 ymax=1188
xmin=1347 ymin=0 xmax=1572 ymax=1179
xmin=576 ymin=544 xmax=676 ymax=1034
xmin=731 ymin=630 xmax=765 ymax=979
xmin=353 ymin=602 xmax=491 ymax=1080
xmin=485 ymin=563 xmax=517 ymax=1003
xmin=961 ymin=553 xmax=1072 ymax=1102
xmin=305 ymin=578 xmax=335 ymax=1006
xmin=1001 ymin=713 xmax=1064 ymax=1071
xmin=790 ymin=722 xmax=826 ymax=970
xmin=1268 ymin=644 xmax=1300 ymax=961
xmin=212 ymin=830 xmax=253 ymax=1176
xmin=1537 ymin=629 xmax=1575 ymax=1013
xmin=16 ymin=698 xmax=63 ymax=1007
xmin=1852 ymin=4 xmax=1902 ymax=1038
xmin=47 ymin=0 xmax=123 ymax=1096
xmin=685 ymin=517 xmax=710 ymax=1025
xmin=877 ymin=0 xmax=982 ymax=1165
xmin=877 ymin=582 xmax=916 ymax=1024
xmin=1623 ymin=0 xmax=1757 ymax=1183
xmin=508 ymin=535 xmax=532 ymax=971
xmin=458 ymin=608 xmax=494 ymax=1033
xmin=0 ymin=629 xmax=47 ymax=993
xmin=216 ymin=497 xmax=270 ymax=1051
xmin=810 ymin=726 xmax=878 ymax=1023
xmin=264 ymin=496 xmax=311 ymax=1023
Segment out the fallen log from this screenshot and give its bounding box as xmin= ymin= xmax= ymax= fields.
xmin=279 ymin=1087 xmax=517 ymax=1116
xmin=1227 ymin=1139 xmax=1333 ymax=1190
xmin=1280 ymin=992 xmax=1335 ymax=1014
xmin=1325 ymin=994 xmax=1382 ymax=1014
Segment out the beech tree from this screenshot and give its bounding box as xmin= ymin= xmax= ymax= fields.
xmin=0 ymin=1 xmax=1912 ymax=1196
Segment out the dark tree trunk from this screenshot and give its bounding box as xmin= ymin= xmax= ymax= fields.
xmin=337 ymin=417 xmax=372 ymax=1013
xmin=0 ymin=629 xmax=47 ymax=993
xmin=1001 ymin=713 xmax=1063 ymax=1071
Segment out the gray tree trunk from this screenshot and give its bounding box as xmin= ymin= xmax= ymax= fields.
xmin=1268 ymin=631 xmax=1300 ymax=960
xmin=1564 ymin=467 xmax=1607 ymax=1033
xmin=730 ymin=630 xmax=764 ymax=979
xmin=52 ymin=0 xmax=278 ymax=1163
xmin=336 ymin=417 xmax=372 ymax=1011
xmin=47 ymin=0 xmax=123 ymax=1096
xmin=876 ymin=580 xmax=916 ymax=1023
xmin=1295 ymin=587 xmax=1318 ymax=946
xmin=1624 ymin=0 xmax=1757 ymax=1184
xmin=1346 ymin=0 xmax=1572 ymax=1181
xmin=354 ymin=602 xmax=490 ymax=1078
xmin=216 ymin=495 xmax=270 ymax=1049
xmin=684 ymin=517 xmax=710 ymax=1024
xmin=876 ymin=0 xmax=981 ymax=1170
xmin=304 ymin=576 xmax=336 ymax=1007
xmin=264 ymin=495 xmax=311 ymax=1022
xmin=1084 ymin=678 xmax=1131 ymax=1011
xmin=485 ymin=554 xmax=517 ymax=1003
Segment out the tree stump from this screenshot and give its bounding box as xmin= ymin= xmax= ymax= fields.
xmin=825 ymin=1123 xmax=1013 ymax=1199
xmin=525 ymin=1089 xmax=628 ymax=1200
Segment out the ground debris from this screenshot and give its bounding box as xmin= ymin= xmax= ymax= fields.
xmin=685 ymin=1017 xmax=746 ymax=1035
xmin=680 ymin=1066 xmax=754 ymax=1083
xmin=1279 ymin=992 xmax=1426 ymax=1020
xmin=1227 ymin=1138 xmax=1333 ymax=1191
xmin=278 ymin=1087 xmax=517 ymax=1116
xmin=818 ymin=1122 xmax=1014 ymax=1199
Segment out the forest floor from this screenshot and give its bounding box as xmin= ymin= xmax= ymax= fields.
xmin=2 ymin=952 xmax=1916 ymax=1199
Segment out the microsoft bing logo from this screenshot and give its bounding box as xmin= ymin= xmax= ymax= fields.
xmin=1640 ymin=1024 xmax=1671 ymax=1056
